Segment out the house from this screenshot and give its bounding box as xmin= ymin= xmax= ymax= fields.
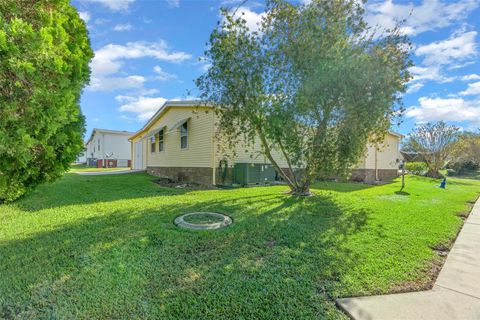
xmin=400 ymin=151 xmax=426 ymax=163
xmin=85 ymin=129 xmax=134 ymax=168
xmin=352 ymin=132 xmax=403 ymax=182
xmin=129 ymin=100 xmax=402 ymax=185
xmin=75 ymin=148 xmax=86 ymax=164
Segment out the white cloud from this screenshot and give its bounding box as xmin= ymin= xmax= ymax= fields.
xmin=85 ymin=0 xmax=135 ymax=12
xmin=200 ymin=62 xmax=211 ymax=73
xmin=166 ymin=0 xmax=180 ymax=8
xmin=153 ymin=66 xmax=177 ymax=81
xmin=91 ymin=41 xmax=191 ymax=77
xmin=408 ymin=65 xmax=455 ymax=84
xmin=365 ymin=0 xmax=478 ymax=36
xmin=94 ymin=18 xmax=110 ymax=25
xmin=460 ymin=81 xmax=480 ymax=96
xmin=461 ymin=74 xmax=480 ymax=81
xmin=220 ymin=0 xmax=247 ymax=5
xmin=138 ymin=88 xmax=160 ymax=96
xmin=226 ymin=6 xmax=265 ymax=32
xmin=119 ymin=115 xmax=135 ymax=122
xmin=79 ymin=11 xmax=91 ymax=23
xmin=113 ymin=24 xmax=133 ymax=31
xmin=406 ymin=96 xmax=480 ymax=123
xmin=88 ymin=41 xmax=191 ymax=92
xmin=448 ymin=61 xmax=476 ymax=70
xmin=404 ymin=29 xmax=477 ymax=91
xmin=406 ymin=82 xmax=424 ymax=93
xmin=415 ymin=30 xmax=477 ymax=66
xmin=116 ymin=95 xmax=168 ymax=121
xmin=88 ymin=75 xmax=145 ymax=92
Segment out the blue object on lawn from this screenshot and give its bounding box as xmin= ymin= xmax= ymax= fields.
xmin=440 ymin=178 xmax=446 ymax=189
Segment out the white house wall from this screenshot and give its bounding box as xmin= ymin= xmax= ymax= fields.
xmin=86 ymin=131 xmax=132 ymax=161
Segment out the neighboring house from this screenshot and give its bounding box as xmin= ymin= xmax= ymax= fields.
xmin=352 ymin=132 xmax=403 ymax=182
xmin=85 ymin=129 xmax=134 ymax=168
xmin=75 ymin=149 xmax=87 ymax=164
xmin=400 ymin=151 xmax=427 ymax=163
xmin=129 ymin=100 xmax=402 ymax=185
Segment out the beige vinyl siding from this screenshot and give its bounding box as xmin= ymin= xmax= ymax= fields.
xmin=131 ymin=104 xmax=400 ymax=174
xmin=363 ymin=133 xmax=400 ymax=170
xmin=145 ymin=107 xmax=214 ymax=168
xmin=215 ymin=133 xmax=290 ymax=168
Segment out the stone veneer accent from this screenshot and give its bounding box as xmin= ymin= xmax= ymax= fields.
xmin=147 ymin=166 xmax=397 ymax=185
xmin=147 ymin=166 xmax=213 ymax=185
xmin=350 ymin=169 xmax=398 ymax=183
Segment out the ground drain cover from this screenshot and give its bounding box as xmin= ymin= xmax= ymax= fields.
xmin=174 ymin=212 xmax=232 ymax=230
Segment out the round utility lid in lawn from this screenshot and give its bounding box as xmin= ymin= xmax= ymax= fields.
xmin=174 ymin=212 xmax=232 ymax=230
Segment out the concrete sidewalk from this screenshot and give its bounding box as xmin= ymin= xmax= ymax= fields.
xmin=337 ymin=199 xmax=480 ymax=320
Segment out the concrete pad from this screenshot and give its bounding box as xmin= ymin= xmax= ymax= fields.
xmin=337 ymin=199 xmax=480 ymax=319
xmin=337 ymin=286 xmax=480 ymax=320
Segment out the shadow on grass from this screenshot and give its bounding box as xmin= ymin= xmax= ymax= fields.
xmin=15 ymin=172 xmax=190 ymax=212
xmin=313 ymin=179 xmax=397 ymax=193
xmin=0 ymin=191 xmax=371 ymax=319
xmin=15 ymin=171 xmax=391 ymax=213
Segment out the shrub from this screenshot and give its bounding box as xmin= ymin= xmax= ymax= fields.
xmin=449 ymin=160 xmax=480 ymax=174
xmin=405 ymin=162 xmax=428 ymax=175
xmin=446 ymin=169 xmax=458 ymax=176
xmin=0 ymin=0 xmax=93 ymax=202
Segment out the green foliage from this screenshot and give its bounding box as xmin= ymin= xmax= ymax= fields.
xmin=0 ymin=0 xmax=93 ymax=201
xmin=448 ymin=161 xmax=479 ymax=175
xmin=1 ymin=173 xmax=478 ymax=318
xmin=446 ymin=168 xmax=458 ymax=176
xmin=196 ymin=0 xmax=411 ymax=195
xmin=407 ymin=121 xmax=459 ymax=178
xmin=449 ymin=132 xmax=480 ymax=174
xmin=405 ymin=162 xmax=428 ymax=175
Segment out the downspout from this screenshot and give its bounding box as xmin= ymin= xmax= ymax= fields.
xmin=102 ymin=133 xmax=106 ymax=168
xmin=374 ymin=147 xmax=379 ymax=181
xmin=211 ymin=112 xmax=216 ymax=185
xmin=130 ymin=138 xmax=133 ymax=169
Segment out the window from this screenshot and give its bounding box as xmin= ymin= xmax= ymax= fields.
xmin=150 ymin=135 xmax=156 ymax=153
xmin=97 ymin=139 xmax=100 ymax=151
xmin=158 ymin=129 xmax=164 ymax=152
xmin=180 ymin=122 xmax=188 ymax=149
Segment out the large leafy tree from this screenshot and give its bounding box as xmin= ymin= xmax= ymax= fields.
xmin=0 ymin=0 xmax=93 ymax=201
xmin=197 ymin=0 xmax=411 ymax=195
xmin=408 ymin=121 xmax=459 ymax=178
xmin=450 ymin=132 xmax=480 ymax=173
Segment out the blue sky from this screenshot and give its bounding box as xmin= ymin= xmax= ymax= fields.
xmin=71 ymin=0 xmax=480 ymax=139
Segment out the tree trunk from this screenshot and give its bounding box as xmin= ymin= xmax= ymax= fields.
xmin=289 ymin=185 xmax=312 ymax=196
xmin=426 ymin=168 xmax=441 ymax=178
xmin=288 ymin=169 xmax=313 ymax=196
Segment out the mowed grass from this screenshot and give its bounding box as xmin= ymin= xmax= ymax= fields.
xmin=1 ymin=173 xmax=479 ymax=319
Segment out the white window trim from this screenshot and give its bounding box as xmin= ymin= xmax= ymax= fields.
xmin=180 ymin=122 xmax=188 ymax=150
xmin=158 ymin=130 xmax=165 ymax=152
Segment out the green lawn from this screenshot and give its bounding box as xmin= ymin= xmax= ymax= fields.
xmin=1 ymin=173 xmax=479 ymax=319
xmin=69 ymin=164 xmax=130 ymax=173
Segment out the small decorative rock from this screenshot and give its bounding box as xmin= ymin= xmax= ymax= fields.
xmin=174 ymin=212 xmax=232 ymax=230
